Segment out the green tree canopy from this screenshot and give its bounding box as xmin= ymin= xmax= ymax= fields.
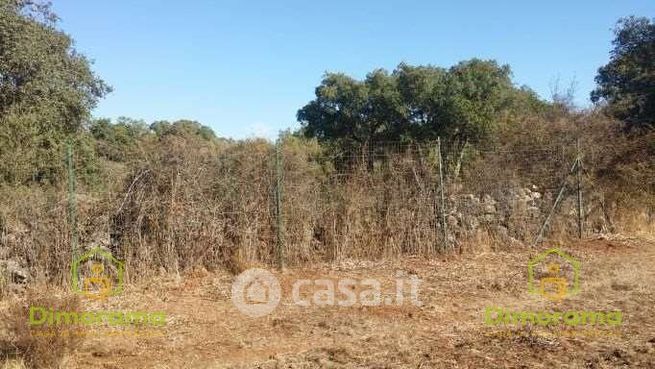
xmin=88 ymin=117 xmax=149 ymax=161
xmin=591 ymin=16 xmax=655 ymax=129
xmin=87 ymin=118 xmax=222 ymax=162
xmin=297 ymin=59 xmax=547 ymax=153
xmin=150 ymin=119 xmax=218 ymax=141
xmin=0 ymin=0 xmax=110 ymax=183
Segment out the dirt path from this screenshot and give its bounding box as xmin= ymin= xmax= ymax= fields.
xmin=67 ymin=235 xmax=655 ymax=368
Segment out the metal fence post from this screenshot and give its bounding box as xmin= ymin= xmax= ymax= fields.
xmin=437 ymin=137 xmax=448 ymax=251
xmin=275 ymin=139 xmax=285 ymax=270
xmin=576 ymin=139 xmax=584 ymax=239
xmin=66 ymin=140 xmax=78 ymax=263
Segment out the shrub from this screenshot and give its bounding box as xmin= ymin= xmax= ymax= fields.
xmin=0 ymin=290 xmax=82 ymax=369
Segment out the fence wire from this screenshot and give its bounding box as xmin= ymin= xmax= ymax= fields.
xmin=1 ymin=136 xmax=653 ymax=283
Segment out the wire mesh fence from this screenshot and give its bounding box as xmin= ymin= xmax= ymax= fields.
xmin=1 ymin=134 xmax=653 ymax=284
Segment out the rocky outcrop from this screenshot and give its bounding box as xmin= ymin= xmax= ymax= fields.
xmin=1 ymin=259 xmax=29 ymax=285
xmin=445 ymin=186 xmax=549 ymax=245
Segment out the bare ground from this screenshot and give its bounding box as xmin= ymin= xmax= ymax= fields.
xmin=18 ymin=236 xmax=655 ymax=368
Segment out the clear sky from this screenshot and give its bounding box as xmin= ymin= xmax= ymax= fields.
xmin=53 ymin=0 xmax=654 ymax=139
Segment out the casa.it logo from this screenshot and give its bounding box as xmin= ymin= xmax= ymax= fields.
xmin=231 ymin=268 xmax=423 ymax=317
xmin=231 ymin=268 xmax=282 ymax=318
xmin=71 ymin=247 xmax=124 ymax=300
xmin=528 ymin=248 xmax=580 ymax=302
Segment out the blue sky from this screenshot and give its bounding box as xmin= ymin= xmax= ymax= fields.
xmin=53 ymin=0 xmax=654 ymax=139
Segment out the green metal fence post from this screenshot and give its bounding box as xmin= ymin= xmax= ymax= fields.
xmin=576 ymin=139 xmax=584 ymax=239
xmin=66 ymin=140 xmax=78 ymax=264
xmin=437 ymin=137 xmax=448 ymax=251
xmin=275 ymin=139 xmax=285 ymax=270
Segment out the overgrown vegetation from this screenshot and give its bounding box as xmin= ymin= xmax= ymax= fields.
xmin=0 ymin=3 xmax=653 ymax=367
xmin=0 ymin=0 xmax=110 ymax=185
xmin=591 ymin=16 xmax=655 ymax=130
xmin=0 ymin=290 xmax=82 ymax=369
xmin=0 ymin=0 xmax=651 ymax=280
xmin=297 ymin=60 xmax=549 ymax=160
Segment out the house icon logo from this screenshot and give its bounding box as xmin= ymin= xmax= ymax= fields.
xmin=528 ymin=248 xmax=581 ymax=302
xmin=71 ymin=247 xmax=124 ymax=300
xmin=231 ymin=268 xmax=281 ymax=317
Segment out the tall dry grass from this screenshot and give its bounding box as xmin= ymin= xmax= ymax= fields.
xmin=0 ymin=117 xmax=652 ymax=287
xmin=0 ymin=290 xmax=82 ymax=369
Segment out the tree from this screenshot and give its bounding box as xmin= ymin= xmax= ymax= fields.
xmin=297 ymin=60 xmax=546 ymax=157
xmin=442 ymin=60 xmax=515 ymax=143
xmin=297 ymin=73 xmax=373 ymax=147
xmin=591 ymin=16 xmax=655 ymax=129
xmin=0 ymin=0 xmax=111 ymax=183
xmin=89 ymin=117 xmax=150 ymax=161
xmin=392 ymin=63 xmax=447 ymax=139
xmin=150 ymin=119 xmax=218 ymax=141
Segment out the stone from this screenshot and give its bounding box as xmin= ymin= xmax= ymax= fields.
xmin=527 ymin=206 xmax=541 ymax=219
xmin=447 ymin=215 xmax=459 ymax=227
xmin=495 ymin=225 xmax=509 ymax=239
xmin=482 ymin=203 xmax=497 ymax=214
xmin=482 ymin=194 xmax=495 ymax=204
xmin=0 ymin=260 xmax=29 ymax=284
xmin=462 ymin=215 xmax=480 ymax=231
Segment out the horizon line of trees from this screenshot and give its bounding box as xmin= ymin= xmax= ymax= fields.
xmin=0 ymin=0 xmax=652 ymax=186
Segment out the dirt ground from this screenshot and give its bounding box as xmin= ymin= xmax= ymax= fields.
xmin=27 ymin=235 xmax=655 ymax=368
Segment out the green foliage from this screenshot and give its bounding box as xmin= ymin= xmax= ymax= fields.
xmin=150 ymin=119 xmax=218 ymax=141
xmin=591 ymin=16 xmax=655 ymax=129
xmin=297 ymin=60 xmax=548 ymax=153
xmin=88 ymin=118 xmax=223 ymax=166
xmin=0 ymin=0 xmax=110 ymax=184
xmin=89 ymin=117 xmax=150 ymax=162
xmin=442 ymin=60 xmax=517 ymax=142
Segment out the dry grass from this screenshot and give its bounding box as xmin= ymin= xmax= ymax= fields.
xmin=0 ymin=360 xmax=27 ymax=369
xmin=0 ymin=236 xmax=644 ymax=368
xmin=0 ymin=121 xmax=652 ymax=283
xmin=0 ymin=289 xmax=83 ymax=369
